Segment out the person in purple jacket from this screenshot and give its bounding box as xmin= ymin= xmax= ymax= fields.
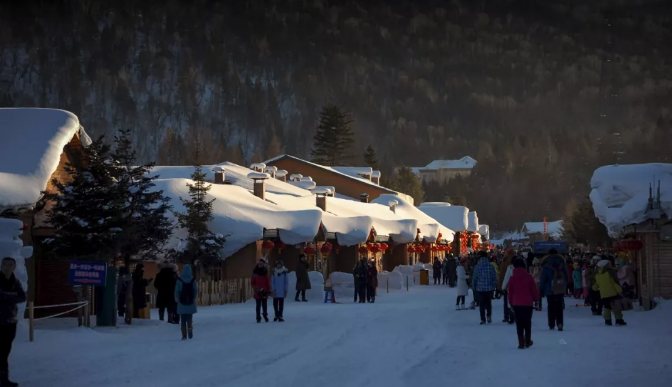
xmin=271 ymin=259 xmax=289 ymax=322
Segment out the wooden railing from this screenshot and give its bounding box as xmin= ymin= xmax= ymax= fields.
xmin=195 ymin=278 xmax=253 ymax=306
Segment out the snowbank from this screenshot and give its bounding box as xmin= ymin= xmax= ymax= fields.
xmin=467 ymin=212 xmax=479 ymax=232
xmin=0 ymin=218 xmax=32 ymax=337
xmin=287 ymin=271 xmax=324 ymax=301
xmin=0 ymin=108 xmax=91 ymax=209
xmin=377 ymin=271 xmax=403 ymax=290
xmin=418 ymin=203 xmax=469 ymax=232
xmin=154 ymin=179 xmax=322 ymax=258
xmin=590 ymin=163 xmax=672 ymax=236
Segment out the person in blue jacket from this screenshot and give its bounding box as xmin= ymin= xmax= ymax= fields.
xmin=271 ymin=259 xmax=289 ymax=322
xmin=175 ymin=265 xmax=198 ymax=340
xmin=539 ymin=249 xmax=569 ymax=331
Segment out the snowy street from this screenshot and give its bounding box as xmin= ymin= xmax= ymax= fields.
xmin=14 ymin=286 xmax=672 ymax=387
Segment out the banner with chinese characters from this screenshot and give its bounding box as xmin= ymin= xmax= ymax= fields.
xmin=68 ymin=261 xmax=107 ymax=286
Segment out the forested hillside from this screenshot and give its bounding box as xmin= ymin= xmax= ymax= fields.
xmin=2 ymin=0 xmax=671 ymax=229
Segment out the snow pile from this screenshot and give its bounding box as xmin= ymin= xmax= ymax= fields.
xmin=287 ymin=271 xmax=324 ymax=301
xmin=590 ymin=163 xmax=672 ymax=236
xmin=467 ymin=211 xmax=479 ymax=232
xmin=418 ymin=202 xmax=469 ymax=232
xmin=0 ymin=108 xmax=91 ymax=209
xmin=154 ymin=179 xmax=322 ymax=259
xmin=392 ymin=266 xmax=418 ymax=287
xmin=522 ymin=220 xmax=563 ymax=238
xmin=372 ymin=194 xmax=454 ymax=242
xmin=0 ymin=218 xmax=32 ymax=335
xmin=377 ymin=271 xmax=403 ymax=290
xmin=478 ymin=224 xmax=490 ymax=240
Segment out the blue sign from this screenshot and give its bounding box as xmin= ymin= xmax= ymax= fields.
xmin=68 ymin=261 xmax=107 ymax=286
xmin=533 ymin=241 xmax=568 ymax=254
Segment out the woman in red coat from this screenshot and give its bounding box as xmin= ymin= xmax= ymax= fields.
xmin=252 ymin=259 xmax=272 ymax=323
xmin=507 ymin=258 xmax=540 ymax=349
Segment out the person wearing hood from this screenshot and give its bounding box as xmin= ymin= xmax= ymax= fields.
xmin=132 ymin=263 xmax=153 ymax=318
xmin=538 ymin=249 xmax=569 ymax=331
xmin=252 ymin=259 xmax=271 ymax=323
xmin=154 ymin=261 xmax=178 ymax=324
xmin=271 ymin=259 xmax=289 ymax=322
xmin=471 ymin=251 xmax=498 ymax=324
xmin=498 ymin=249 xmax=515 ymax=322
xmin=507 ymin=258 xmax=540 ymax=349
xmin=0 ymin=257 xmax=26 ymax=387
xmin=294 ymin=254 xmax=311 ymax=302
xmin=175 ymin=264 xmax=198 ymax=340
xmin=456 ymin=258 xmax=469 ymax=310
xmin=529 ymin=257 xmax=543 ymax=310
xmin=432 ymin=258 xmax=442 ymax=285
xmin=584 ymin=256 xmax=603 ymax=315
xmin=593 ymin=260 xmax=627 ymax=326
xmin=447 ymin=255 xmax=458 ymax=287
xmin=500 ymin=258 xmax=517 ymax=324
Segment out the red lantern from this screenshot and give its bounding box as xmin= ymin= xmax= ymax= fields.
xmin=304 ymin=246 xmax=317 ymax=255
xmin=431 ymin=246 xmax=438 ymax=252
xmin=407 ymin=245 xmax=415 ymax=254
xmin=438 ymin=233 xmax=442 ymax=239
xmin=320 ymin=242 xmax=332 ymax=255
xmin=379 ymin=243 xmax=389 ymax=251
xmin=261 ymin=240 xmax=275 ymax=250
xmin=274 ymin=240 xmax=286 ymax=253
xmin=370 ymin=244 xmax=381 ymax=254
xmin=358 ymin=245 xmax=369 ymax=255
xmin=620 ymin=239 xmax=643 ymax=252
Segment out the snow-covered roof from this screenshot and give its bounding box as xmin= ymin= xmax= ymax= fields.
xmin=417 ymin=203 xmax=469 ymax=233
xmin=155 ymin=179 xmax=322 ymax=259
xmin=418 ymin=156 xmax=477 ymax=171
xmin=468 ymin=211 xmax=479 ymax=233
xmin=522 ymin=220 xmax=563 ymax=238
xmin=590 ymin=163 xmax=672 ymax=236
xmin=0 ymin=108 xmax=91 ymax=210
xmin=288 ymin=180 xmax=317 ymax=190
xmin=332 ymin=166 xmax=373 ymax=178
xmin=478 ymin=224 xmax=490 ymax=240
xmin=372 ymin=195 xmax=455 ymax=243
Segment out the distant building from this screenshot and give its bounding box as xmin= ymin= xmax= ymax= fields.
xmin=521 ymin=220 xmax=564 ymax=243
xmin=411 ymin=156 xmax=477 ymax=184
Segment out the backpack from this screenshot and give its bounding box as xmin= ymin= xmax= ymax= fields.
xmin=551 ymin=266 xmax=567 ymax=295
xmin=179 ymin=279 xmax=195 ymax=305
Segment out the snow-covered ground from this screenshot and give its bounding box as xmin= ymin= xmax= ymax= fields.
xmin=14 ymin=287 xmax=672 ymax=387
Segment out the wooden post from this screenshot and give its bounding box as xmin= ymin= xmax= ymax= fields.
xmin=84 ymin=302 xmax=90 ymax=327
xmin=387 ymin=277 xmax=389 ymax=293
xmin=406 ymin=276 xmax=409 ymax=291
xmin=28 ymin=302 xmax=34 ymax=342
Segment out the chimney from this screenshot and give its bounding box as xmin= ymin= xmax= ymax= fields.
xmin=290 ymin=174 xmax=303 ymax=182
xmin=249 ymin=163 xmax=267 ymax=173
xmin=314 ymin=189 xmax=329 ymax=212
xmin=372 ymin=171 xmax=381 ymax=185
xmin=276 ymin=170 xmax=288 ymax=182
xmin=213 ymin=166 xmax=225 ymax=184
xmin=247 ymin=172 xmax=270 ymax=200
xmin=264 ymin=166 xmax=277 ymax=178
xmin=360 ymin=193 xmax=369 ymax=203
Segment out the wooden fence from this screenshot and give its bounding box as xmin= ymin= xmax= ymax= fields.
xmin=195 ymin=278 xmax=253 ymax=306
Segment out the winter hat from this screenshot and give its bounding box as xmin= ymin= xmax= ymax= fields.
xmin=597 ymin=260 xmax=610 ymax=268
xmin=532 ymin=257 xmax=540 ymax=265
xmin=513 ymin=258 xmax=526 ymax=268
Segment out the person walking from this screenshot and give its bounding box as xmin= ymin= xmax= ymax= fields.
xmin=353 ymin=257 xmax=369 ymax=303
xmin=498 ymin=250 xmax=515 ymax=322
xmin=175 ymin=264 xmax=198 ymax=340
xmin=132 ymin=263 xmax=153 ymax=318
xmin=447 ymin=255 xmax=458 ymax=287
xmin=593 ymin=260 xmax=627 ymax=326
xmin=432 ymin=258 xmax=442 ymax=285
xmin=441 ymin=257 xmax=449 ymax=285
xmin=0 ymin=257 xmax=26 ymax=387
xmin=471 ymin=251 xmax=498 ymax=324
xmin=456 ymin=258 xmax=469 ymax=310
xmin=501 ymin=261 xmax=515 ymax=324
xmin=530 ymin=258 xmax=543 ymax=310
xmin=116 ymin=266 xmax=131 ymax=320
xmin=154 ymin=261 xmax=178 ymax=324
xmin=572 ymin=262 xmax=583 ymax=299
xmin=271 ymin=259 xmax=289 ymax=322
xmin=294 ymin=254 xmax=311 ymax=302
xmin=367 ymin=261 xmax=378 ymax=303
xmin=617 ymin=258 xmax=636 ymax=300
xmin=539 ymin=249 xmax=569 ymax=331
xmin=507 ymin=258 xmax=540 ymax=349
xmin=252 ymin=260 xmax=271 ymax=323
xmin=585 ymin=256 xmax=603 ymax=316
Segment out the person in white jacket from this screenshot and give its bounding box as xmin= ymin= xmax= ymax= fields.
xmin=501 ymin=262 xmax=515 ymax=324
xmin=456 ymin=258 xmax=469 ymax=310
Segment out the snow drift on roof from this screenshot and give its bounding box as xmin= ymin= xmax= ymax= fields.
xmin=468 ymin=212 xmax=479 ymax=233
xmin=522 ymin=220 xmax=563 ymax=238
xmin=332 ymin=166 xmax=373 ymax=178
xmin=155 ymin=179 xmax=322 ymax=259
xmin=418 ymin=203 xmax=469 ymax=233
xmin=0 ymin=108 xmax=90 ymax=209
xmin=478 ymin=224 xmax=490 ymax=240
xmin=589 ymin=163 xmax=672 ymax=236
xmin=422 ymin=156 xmax=477 ymax=170
xmin=372 ymin=195 xmax=454 ymax=242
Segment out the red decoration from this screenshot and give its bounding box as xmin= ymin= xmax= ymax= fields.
xmin=407 ymin=245 xmax=415 ymax=254
xmin=379 ymin=243 xmax=389 ymax=251
xmin=304 ymin=246 xmax=317 ymax=255
xmin=358 ymin=246 xmax=369 ymax=255
xmin=262 ymin=240 xmax=275 ymax=250
xmin=619 ymin=239 xmax=643 ymax=252
xmin=438 ymin=233 xmax=442 ymax=239
xmin=320 ymin=242 xmax=332 ymax=255
xmin=431 ymin=246 xmax=438 ymax=252
xmin=370 ymin=244 xmax=381 ymax=254
xmin=21 ymin=222 xmax=28 ymax=231
xmin=274 ymin=241 xmax=286 ymax=253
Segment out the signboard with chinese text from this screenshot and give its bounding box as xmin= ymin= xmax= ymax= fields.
xmin=68 ymin=261 xmax=107 ymax=286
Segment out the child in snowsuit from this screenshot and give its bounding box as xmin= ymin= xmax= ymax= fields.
xmin=572 ymin=263 xmax=583 ymax=299
xmin=271 ymin=259 xmax=289 ymax=322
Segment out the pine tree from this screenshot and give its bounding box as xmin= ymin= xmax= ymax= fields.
xmin=111 ymin=129 xmax=174 ymax=266
xmin=562 ymin=199 xmax=611 ymax=248
xmin=42 ymin=136 xmax=121 ymax=261
xmin=363 ymin=145 xmax=379 ymax=170
xmin=384 ymin=166 xmax=425 ymax=205
xmin=174 ymin=166 xmax=226 ymax=267
xmin=311 ymin=104 xmax=355 ymax=166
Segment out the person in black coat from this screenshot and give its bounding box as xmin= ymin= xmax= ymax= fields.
xmin=132 ymin=263 xmax=152 ymax=318
xmin=447 ymin=255 xmax=458 ymax=287
xmin=154 ymin=261 xmax=178 ymax=324
xmin=0 ymin=257 xmax=26 ymax=387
